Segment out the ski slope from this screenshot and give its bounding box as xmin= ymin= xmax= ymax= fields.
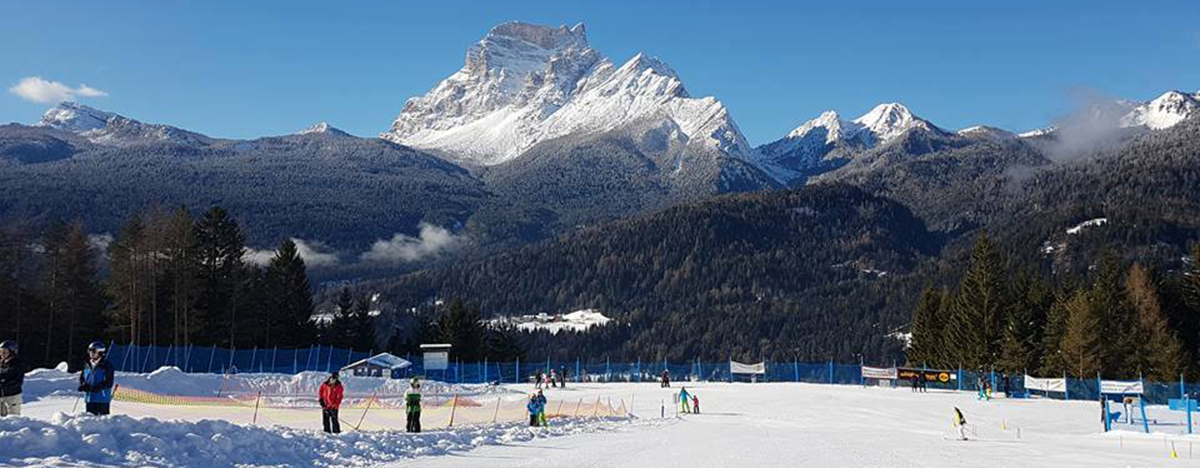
xmin=8 ymin=368 xmax=1198 ymax=467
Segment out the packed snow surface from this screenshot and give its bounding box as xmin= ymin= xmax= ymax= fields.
xmin=10 ymin=367 xmax=1199 ymax=467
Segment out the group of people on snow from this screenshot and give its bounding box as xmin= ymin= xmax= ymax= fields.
xmin=527 ymin=389 xmax=548 ymax=426
xmin=0 ymin=340 xmax=115 ymax=418
xmin=909 ymin=371 xmax=928 ymax=393
xmin=678 ymin=386 xmax=699 ymax=414
xmin=534 ymin=368 xmax=567 ymax=389
xmin=316 ymin=373 xmax=424 ymax=434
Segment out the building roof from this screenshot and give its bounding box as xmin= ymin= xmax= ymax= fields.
xmin=341 ymin=353 xmax=412 ymax=371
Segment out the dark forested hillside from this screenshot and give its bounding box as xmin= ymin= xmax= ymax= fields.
xmin=0 ymin=127 xmax=488 ymax=252
xmin=373 ymin=183 xmax=939 ymax=362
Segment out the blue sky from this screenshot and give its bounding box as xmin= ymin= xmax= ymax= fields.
xmin=2 ymin=1 xmax=1197 ymax=144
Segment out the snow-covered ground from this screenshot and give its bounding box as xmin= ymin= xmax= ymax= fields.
xmin=6 ymin=368 xmax=1199 ymax=467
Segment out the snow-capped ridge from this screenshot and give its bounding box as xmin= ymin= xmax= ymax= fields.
xmin=852 ymin=102 xmax=936 ymax=143
xmin=297 ymin=122 xmax=349 ymax=137
xmin=1119 ymin=90 xmax=1199 ymax=130
xmin=38 ymin=101 xmax=114 ymax=133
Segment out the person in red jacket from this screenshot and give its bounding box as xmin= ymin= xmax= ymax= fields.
xmin=319 ymin=372 xmax=344 ymax=434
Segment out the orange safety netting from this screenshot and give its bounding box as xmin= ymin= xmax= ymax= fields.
xmin=109 ymin=386 xmax=628 ymax=432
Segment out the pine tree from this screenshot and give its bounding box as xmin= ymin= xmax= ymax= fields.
xmin=352 ymin=295 xmax=377 ymax=351
xmin=945 ymin=232 xmax=1008 ymax=370
xmin=485 ymin=325 xmax=525 ymax=362
xmin=161 ymin=207 xmax=198 ymax=348
xmin=193 ymin=207 xmax=247 ymax=347
xmin=327 ymin=287 xmax=357 ymax=349
xmin=1059 ymin=290 xmax=1102 ymax=379
xmin=107 ymin=213 xmax=148 ymax=344
xmin=40 ymin=222 xmax=107 ymax=369
xmin=1124 ymin=264 xmax=1184 ymax=380
xmin=998 ymin=270 xmax=1050 ymax=373
xmin=1039 ymin=286 xmax=1073 ymax=375
xmin=263 ymin=238 xmax=315 ymax=347
xmin=907 ymin=286 xmax=945 ymax=367
xmin=1090 ymin=250 xmax=1131 ymax=376
xmin=439 ymin=299 xmax=483 ymax=362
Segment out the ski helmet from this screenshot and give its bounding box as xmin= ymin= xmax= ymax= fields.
xmin=0 ymin=340 xmax=15 ymax=354
xmin=410 ymin=377 xmax=419 ymax=386
xmin=87 ymin=341 xmax=107 ymax=353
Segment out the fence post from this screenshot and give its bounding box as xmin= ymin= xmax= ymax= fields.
xmin=250 ymin=347 xmax=257 ymax=373
xmin=859 ymin=355 xmax=865 ymax=387
xmin=483 ymin=357 xmax=489 ymax=383
xmin=516 ymin=358 xmax=520 ymax=384
xmin=606 ymin=357 xmax=610 ymax=382
xmin=576 ymin=357 xmax=581 ymax=383
xmin=448 ymin=394 xmax=459 ymax=427
xmin=636 ymin=358 xmax=641 ymax=383
xmin=1097 ymin=371 xmax=1102 ymax=400
xmin=827 ymin=360 xmax=833 ymax=385
xmin=207 ymin=346 xmax=216 ymax=373
xmin=1139 ymin=396 xmax=1150 ymax=433
xmin=956 ymin=367 xmax=962 ymax=392
xmin=794 ymin=361 xmax=799 ymax=382
xmin=1182 ymin=373 xmax=1187 ymax=401
xmin=271 ymin=347 xmax=278 ymax=374
xmin=1063 ymin=372 xmax=1069 ymax=400
xmin=185 ymin=344 xmax=193 ymax=372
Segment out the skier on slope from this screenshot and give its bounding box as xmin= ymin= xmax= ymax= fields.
xmin=558 ymin=366 xmax=567 ymax=388
xmin=405 ymin=377 xmax=422 ymax=433
xmin=535 ymin=370 xmax=544 ymax=389
xmin=318 ymin=371 xmax=344 ymax=434
xmin=952 ymin=407 xmax=969 ymax=440
xmin=536 ymin=389 xmax=549 ymax=426
xmin=679 ymin=386 xmax=692 ymax=414
xmin=661 ymin=369 xmax=671 ymax=388
xmin=527 ymin=393 xmax=543 ymax=427
xmin=549 ymin=369 xmax=558 ymax=388
xmin=0 ymin=341 xmax=22 ymax=417
xmin=78 ymin=341 xmax=115 ymax=416
xmin=691 ymin=394 xmax=700 ymax=414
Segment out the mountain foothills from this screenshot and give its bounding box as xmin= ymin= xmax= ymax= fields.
xmin=2 ymin=21 xmax=1200 ymax=367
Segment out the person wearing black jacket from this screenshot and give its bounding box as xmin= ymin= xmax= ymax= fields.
xmin=0 ymin=341 xmax=21 ymax=417
xmin=79 ymin=341 xmax=116 ymax=416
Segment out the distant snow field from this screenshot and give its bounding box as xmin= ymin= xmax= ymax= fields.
xmin=489 ymin=309 xmax=612 ymax=334
xmin=5 ymin=367 xmax=1197 ymax=467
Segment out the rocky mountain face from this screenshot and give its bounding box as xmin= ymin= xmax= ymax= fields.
xmin=381 ymin=21 xmax=776 ymax=197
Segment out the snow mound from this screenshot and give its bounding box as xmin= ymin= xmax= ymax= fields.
xmin=1066 ymin=218 xmax=1107 ymax=235
xmin=0 ymin=413 xmax=632 ymax=468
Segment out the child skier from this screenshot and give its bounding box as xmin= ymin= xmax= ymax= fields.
xmin=404 ymin=377 xmax=422 ymax=433
xmin=691 ymin=394 xmax=700 ymax=414
xmin=79 ymin=341 xmax=115 ymax=416
xmin=953 ymin=407 xmax=968 ymax=440
xmin=536 ymin=390 xmax=548 ymax=426
xmin=549 ymin=369 xmax=558 ymax=388
xmin=527 ymin=393 xmax=543 ymax=427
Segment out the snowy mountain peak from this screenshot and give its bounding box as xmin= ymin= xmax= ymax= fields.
xmin=1119 ymin=90 xmax=1199 ymax=130
xmin=39 ymin=101 xmax=114 ymax=132
xmin=36 ymin=102 xmax=210 ymax=146
xmin=852 ymin=103 xmax=931 ymax=142
xmin=381 ymin=22 xmax=755 ymax=168
xmin=957 ymin=125 xmax=1016 ymax=141
xmin=298 ymin=122 xmax=349 ymax=136
xmin=785 ymin=110 xmax=845 ymax=142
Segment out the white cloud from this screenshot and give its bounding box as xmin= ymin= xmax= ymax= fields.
xmin=8 ymin=76 xmax=109 ymax=103
xmin=361 ymin=223 xmax=466 ymax=263
xmin=244 ymin=238 xmax=340 ymax=268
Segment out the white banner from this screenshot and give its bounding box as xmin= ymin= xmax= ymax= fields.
xmin=424 ymin=351 xmax=449 ymax=370
xmin=861 ymin=366 xmax=898 ymax=380
xmin=1100 ymin=380 xmax=1144 ymax=395
xmin=730 ymin=361 xmax=766 ymax=374
xmin=1024 ymin=375 xmax=1066 ymax=392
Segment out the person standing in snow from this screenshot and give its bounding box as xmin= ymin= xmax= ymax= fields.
xmin=661 ymin=369 xmax=671 ymax=388
xmin=918 ymin=371 xmax=928 ymax=393
xmin=79 ymin=341 xmax=115 ymax=416
xmin=527 ymin=393 xmax=542 ymax=427
xmin=0 ymin=341 xmax=22 ymax=417
xmin=549 ymin=369 xmax=558 ymax=388
xmin=319 ymin=372 xmax=344 ymax=434
xmin=536 ymin=389 xmax=548 ymax=426
xmin=558 ymin=366 xmax=567 ymax=388
xmin=679 ymin=386 xmax=692 ymax=414
xmin=405 ymin=377 xmax=422 ymax=433
xmin=691 ymin=394 xmax=700 ymax=414
xmin=535 ymin=370 xmax=544 ymax=389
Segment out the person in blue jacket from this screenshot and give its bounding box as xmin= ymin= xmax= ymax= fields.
xmin=78 ymin=341 xmax=115 ymax=416
xmin=527 ymin=393 xmax=543 ymax=427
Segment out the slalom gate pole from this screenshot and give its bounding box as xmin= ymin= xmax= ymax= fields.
xmin=252 ymin=391 xmax=262 ymax=425
xmin=448 ymin=394 xmax=459 ymax=427
xmin=355 ymin=392 xmax=376 ymax=431
xmin=1140 ymin=397 xmax=1150 ymax=433
xmin=492 ymin=397 xmax=501 ymax=424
